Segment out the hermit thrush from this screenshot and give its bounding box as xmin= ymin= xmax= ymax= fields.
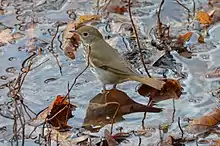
xmin=75 ymin=25 xmax=165 ymax=90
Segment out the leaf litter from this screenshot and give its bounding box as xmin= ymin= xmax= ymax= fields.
xmin=0 ymin=0 xmax=219 ymax=145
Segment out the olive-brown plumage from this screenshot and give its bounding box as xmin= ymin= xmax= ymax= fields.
xmin=76 ymin=25 xmax=165 ymax=90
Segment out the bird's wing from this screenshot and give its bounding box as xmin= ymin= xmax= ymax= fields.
xmin=90 ymin=40 xmax=138 ymax=76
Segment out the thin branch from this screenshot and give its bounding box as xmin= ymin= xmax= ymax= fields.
xmin=192 ymin=0 xmax=195 ymax=17
xmin=138 ymin=136 xmax=142 ymax=146
xmin=110 ymin=102 xmax=120 ymax=134
xmin=141 ymin=112 xmax=147 ymax=129
xmin=48 ymin=24 xmax=63 ymax=76
xmin=128 ymin=0 xmax=151 ymax=77
xmin=30 ymin=59 xmax=50 ymax=71
xmin=178 ymin=117 xmax=184 ymax=138
xmin=63 ymin=45 xmax=91 ymax=101
xmin=172 ymin=98 xmax=176 ymax=123
xmin=175 ymin=0 xmax=191 ymax=21
xmin=157 ymin=0 xmax=165 ymax=39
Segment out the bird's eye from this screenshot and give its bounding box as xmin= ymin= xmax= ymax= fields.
xmin=83 ymin=32 xmax=88 ymax=36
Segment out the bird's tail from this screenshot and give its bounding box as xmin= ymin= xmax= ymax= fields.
xmin=129 ymin=75 xmax=165 ymax=90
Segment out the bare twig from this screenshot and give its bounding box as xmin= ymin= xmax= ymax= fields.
xmin=30 ymin=59 xmax=50 ymax=71
xmin=157 ymin=0 xmax=165 ymax=39
xmin=178 ymin=117 xmax=184 ymax=138
xmin=48 ymin=24 xmax=63 ymax=76
xmin=63 ymin=45 xmax=91 ymax=101
xmin=141 ymin=112 xmax=147 ymax=129
xmin=192 ymin=0 xmax=195 ymax=17
xmin=14 ymin=100 xmax=25 ymax=146
xmin=128 ymin=0 xmax=151 ymax=77
xmin=172 ymin=98 xmax=176 ymax=123
xmin=138 ymin=136 xmax=142 ymax=146
xmin=175 ymin=0 xmax=191 ymax=21
xmin=110 ymin=102 xmax=120 ymax=134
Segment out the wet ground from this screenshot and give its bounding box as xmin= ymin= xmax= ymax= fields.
xmin=0 ymin=0 xmax=220 ymax=145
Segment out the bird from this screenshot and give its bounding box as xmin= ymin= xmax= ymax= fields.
xmin=75 ymin=25 xmax=165 ymax=90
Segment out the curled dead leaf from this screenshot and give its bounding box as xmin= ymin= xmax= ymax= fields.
xmin=177 ymin=32 xmax=193 ymax=45
xmin=197 ymin=11 xmax=212 ymax=25
xmin=138 ymin=79 xmax=182 ymax=103
xmin=62 ymin=14 xmax=101 ymax=59
xmin=34 ymin=95 xmax=77 ymax=131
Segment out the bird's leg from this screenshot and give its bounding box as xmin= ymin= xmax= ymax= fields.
xmin=113 ymin=84 xmax=117 ymax=89
xmin=102 ymin=84 xmax=107 ymax=92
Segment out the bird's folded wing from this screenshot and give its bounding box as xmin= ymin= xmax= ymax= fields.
xmin=90 ymin=57 xmax=136 ymax=76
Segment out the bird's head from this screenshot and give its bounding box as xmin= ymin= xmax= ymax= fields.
xmin=75 ymin=25 xmax=103 ymax=45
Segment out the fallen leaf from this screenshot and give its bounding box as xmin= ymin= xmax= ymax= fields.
xmin=62 ymin=15 xmax=101 ymax=59
xmin=205 ymin=67 xmax=220 ymax=78
xmin=185 ymin=108 xmax=220 ymax=134
xmin=78 ymin=14 xmax=101 ymax=24
xmin=179 ymin=51 xmax=194 ymax=59
xmin=197 ymin=10 xmax=212 ymax=25
xmin=83 ymin=89 xmax=162 ymax=131
xmin=162 ymin=135 xmax=196 ymax=146
xmin=62 ymin=21 xmax=80 ymax=60
xmin=177 ymin=32 xmax=193 ymax=44
xmin=198 ymin=34 xmax=205 ymax=43
xmin=113 ymin=6 xmax=127 ymax=14
xmin=34 ymin=95 xmax=77 ymax=131
xmin=138 ymin=79 xmax=182 ymax=103
xmin=0 ymin=28 xmax=24 ymax=47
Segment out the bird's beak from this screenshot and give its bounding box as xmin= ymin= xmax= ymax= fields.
xmin=69 ymin=30 xmax=77 ymax=33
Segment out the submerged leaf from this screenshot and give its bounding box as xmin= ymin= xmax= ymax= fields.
xmin=83 ymin=89 xmax=162 ymax=131
xmin=205 ymin=67 xmax=220 ymax=78
xmin=185 ymin=108 xmax=220 ymax=134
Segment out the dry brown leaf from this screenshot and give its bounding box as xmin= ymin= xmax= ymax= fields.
xmin=198 ymin=34 xmax=205 ymax=43
xmin=62 ymin=15 xmax=101 ymax=59
xmin=179 ymin=51 xmax=194 ymax=59
xmin=138 ymin=79 xmax=182 ymax=103
xmin=113 ymin=6 xmax=127 ymax=14
xmin=177 ymin=32 xmax=193 ymax=44
xmin=36 ymin=95 xmax=77 ymax=131
xmin=185 ymin=108 xmax=220 ymax=134
xmin=197 ymin=11 xmax=212 ymax=25
xmin=78 ymin=15 xmax=101 ymax=25
xmin=83 ymin=89 xmax=162 ymax=131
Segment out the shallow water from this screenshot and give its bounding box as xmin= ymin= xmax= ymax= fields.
xmin=0 ymin=0 xmax=219 ymax=145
